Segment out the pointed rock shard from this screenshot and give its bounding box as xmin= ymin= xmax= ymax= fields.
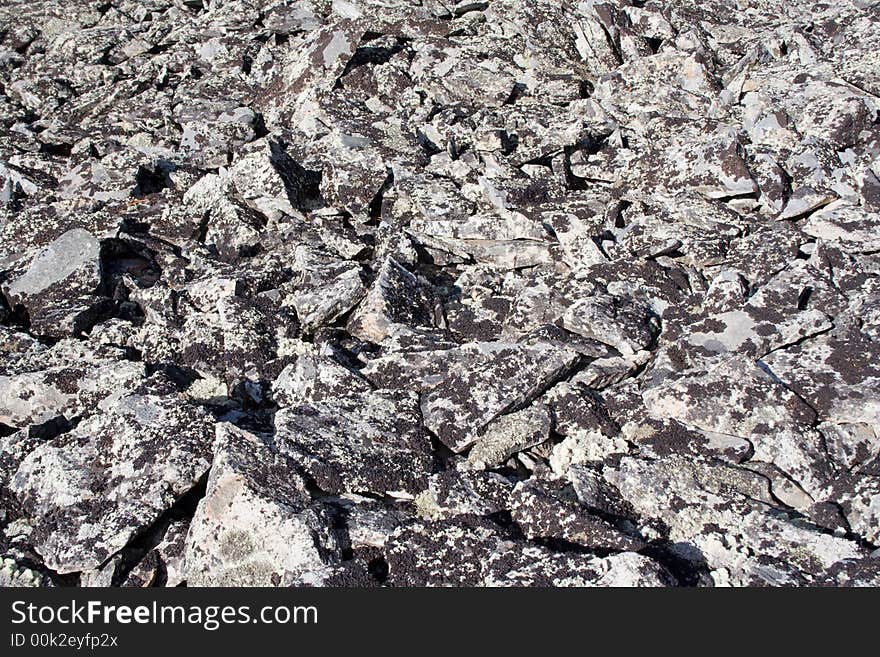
xmin=285 ymin=246 xmax=365 ymax=334
xmin=347 ymin=256 xmax=441 ymax=344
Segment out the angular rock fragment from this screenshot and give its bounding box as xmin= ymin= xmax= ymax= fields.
xmin=802 ymin=201 xmax=880 ymax=252
xmin=272 ymin=351 xmax=371 ymax=407
xmin=562 ymin=294 xmax=659 ymax=355
xmin=605 ymin=456 xmax=867 ymax=586
xmin=10 ymin=393 xmax=215 ymax=573
xmin=467 ymin=404 xmax=551 ymax=470
xmin=285 ymin=247 xmax=366 ymax=334
xmin=1 ymin=0 xmax=878 ymax=589
xmin=416 ymin=469 xmax=513 ymax=520
xmin=509 ymin=479 xmax=644 ymax=552
xmin=274 ymin=390 xmax=432 ymax=496
xmin=385 ymin=517 xmax=672 ymax=587
xmin=2 ymin=229 xmax=107 ymax=337
xmin=363 ymin=342 xmax=579 ymax=452
xmin=185 ymin=424 xmax=339 ymax=586
xmin=347 ymin=256 xmax=442 ymax=344
xmin=643 ymin=357 xmax=830 ymax=499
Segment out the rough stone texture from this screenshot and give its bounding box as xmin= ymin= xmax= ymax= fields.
xmin=184 ymin=423 xmax=339 ymax=587
xmin=274 ymin=389 xmax=432 ymax=496
xmin=9 ymin=390 xmax=215 ymax=573
xmin=467 ymin=404 xmax=551 ymax=469
xmin=0 ymin=0 xmax=878 ymax=587
xmin=2 ymin=228 xmax=108 ymax=337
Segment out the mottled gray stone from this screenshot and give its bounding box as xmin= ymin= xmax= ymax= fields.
xmin=10 ymin=393 xmax=215 ymax=573
xmin=2 ymin=0 xmax=879 ymax=588
xmin=467 ymin=404 xmax=551 ymax=469
xmin=184 ymin=423 xmax=339 ymax=587
xmin=274 ymin=390 xmax=432 ymax=496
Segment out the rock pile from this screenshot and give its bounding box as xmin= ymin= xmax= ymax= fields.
xmin=1 ymin=0 xmax=878 ymax=587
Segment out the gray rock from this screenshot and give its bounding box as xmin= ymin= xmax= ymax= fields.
xmin=274 ymin=390 xmax=432 ymax=496
xmin=347 ymin=256 xmax=443 ymax=344
xmin=509 ymin=478 xmax=645 ymax=552
xmin=10 ymin=393 xmax=215 ymax=573
xmin=2 ymin=0 xmax=879 ymax=588
xmin=467 ymin=404 xmax=551 ymax=469
xmin=385 ymin=516 xmax=673 ymax=587
xmin=184 ymin=423 xmax=339 ymax=586
xmin=2 ymin=229 xmax=106 ymax=337
xmin=363 ymin=342 xmax=579 ymax=452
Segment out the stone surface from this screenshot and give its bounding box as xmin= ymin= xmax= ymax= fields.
xmin=1 ymin=0 xmax=878 ymax=588
xmin=10 ymin=391 xmax=214 ymax=573
xmin=184 ymin=424 xmax=339 ymax=587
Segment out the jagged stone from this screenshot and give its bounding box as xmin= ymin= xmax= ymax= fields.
xmin=10 ymin=392 xmax=215 ymax=573
xmin=363 ymin=342 xmax=578 ymax=452
xmin=274 ymin=390 xmax=432 ymax=496
xmin=184 ymin=423 xmax=339 ymax=587
xmin=2 ymin=228 xmax=106 ymax=337
xmin=509 ymin=478 xmax=644 ymax=552
xmin=2 ymin=0 xmax=878 ymax=589
xmin=467 ymin=404 xmax=551 ymax=470
xmin=385 ymin=517 xmax=673 ymax=587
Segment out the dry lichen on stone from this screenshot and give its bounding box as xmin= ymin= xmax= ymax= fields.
xmin=1 ymin=0 xmax=879 ymax=587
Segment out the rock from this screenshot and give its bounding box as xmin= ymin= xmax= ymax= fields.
xmin=385 ymin=516 xmax=672 ymax=587
xmin=604 ymin=456 xmax=866 ymax=586
xmin=416 ymin=469 xmax=513 ymax=520
xmin=802 ymin=201 xmax=880 ymax=252
xmin=347 ymin=256 xmax=442 ymax=343
xmin=2 ymin=229 xmax=107 ymax=337
xmin=271 ymin=351 xmax=371 ymax=407
xmin=467 ymin=404 xmax=551 ymax=469
xmin=562 ymin=294 xmax=659 ymax=356
xmin=363 ymin=342 xmax=579 ymax=452
xmin=285 ymin=247 xmax=366 ymax=334
xmin=643 ymin=357 xmax=831 ymax=499
xmin=184 ymin=424 xmax=339 ymax=587
xmin=0 ymin=555 xmax=52 ymax=588
xmin=10 ymin=392 xmax=215 ymax=573
xmin=509 ymin=479 xmax=644 ymax=552
xmin=2 ymin=0 xmax=879 ymax=588
xmin=274 ymin=390 xmax=432 ymax=496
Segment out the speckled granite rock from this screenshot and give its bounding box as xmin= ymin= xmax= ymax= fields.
xmin=0 ymin=0 xmax=878 ymax=587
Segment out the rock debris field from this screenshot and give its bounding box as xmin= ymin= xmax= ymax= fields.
xmin=1 ymin=0 xmax=879 ymax=588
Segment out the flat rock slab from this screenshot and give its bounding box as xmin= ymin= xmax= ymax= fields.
xmin=274 ymin=390 xmax=432 ymax=496
xmin=10 ymin=393 xmax=215 ymax=573
xmin=385 ymin=517 xmax=673 ymax=587
xmin=2 ymin=228 xmax=107 ymax=337
xmin=363 ymin=342 xmax=579 ymax=451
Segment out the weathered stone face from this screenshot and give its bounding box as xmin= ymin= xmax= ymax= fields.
xmin=183 ymin=424 xmax=339 ymax=587
xmin=1 ymin=0 xmax=878 ymax=589
xmin=2 ymin=228 xmax=108 ymax=337
xmin=10 ymin=392 xmax=215 ymax=573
